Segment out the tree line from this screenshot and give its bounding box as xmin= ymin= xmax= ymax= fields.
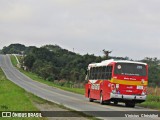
xmin=1 ymin=43 xmax=160 ymax=87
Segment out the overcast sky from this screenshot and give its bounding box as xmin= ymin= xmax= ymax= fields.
xmin=0 ymin=0 xmax=160 ymax=60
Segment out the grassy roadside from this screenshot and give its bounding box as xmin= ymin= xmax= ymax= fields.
xmin=26 ymin=73 xmax=160 ymax=110
xmin=10 ymin=55 xmax=18 ymax=67
xmin=10 ymin=55 xmax=160 ymax=110
xmin=20 ymin=70 xmax=85 ymax=95
xmin=138 ymin=95 xmax=160 ymax=110
xmin=10 ymin=55 xmax=85 ymax=95
xmin=2 ymin=56 xmax=98 ymax=120
xmin=0 ymin=68 xmax=46 ymax=120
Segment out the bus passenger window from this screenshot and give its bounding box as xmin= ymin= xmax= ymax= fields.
xmin=92 ymin=67 xmax=94 ymax=79
xmin=98 ymin=67 xmax=102 ymax=79
xmin=96 ymin=67 xmax=100 ymax=79
xmin=89 ymin=68 xmax=93 ymax=79
xmin=105 ymin=66 xmax=109 ymax=80
xmin=93 ymin=67 xmax=96 ymax=80
xmin=104 ymin=66 xmax=113 ymax=80
xmin=95 ymin=67 xmax=98 ymax=79
xmin=108 ymin=66 xmax=113 ymax=80
xmin=101 ymin=66 xmax=106 ymax=79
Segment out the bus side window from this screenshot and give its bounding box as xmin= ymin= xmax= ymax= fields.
xmin=90 ymin=66 xmax=112 ymax=80
xmin=89 ymin=68 xmax=92 ymax=79
xmin=96 ymin=67 xmax=99 ymax=79
xmin=107 ymin=66 xmax=110 ymax=79
xmin=91 ymin=67 xmax=95 ymax=79
xmin=93 ymin=67 xmax=95 ymax=79
xmin=108 ymin=66 xmax=113 ymax=80
xmin=101 ymin=66 xmax=105 ymax=79
xmin=100 ymin=67 xmax=103 ymax=79
xmin=104 ymin=66 xmax=113 ymax=80
xmin=93 ymin=67 xmax=97 ymax=80
xmin=105 ymin=66 xmax=108 ymax=80
xmin=97 ymin=67 xmax=102 ymax=79
xmin=88 ymin=69 xmax=90 ymax=79
xmin=95 ymin=67 xmax=98 ymax=79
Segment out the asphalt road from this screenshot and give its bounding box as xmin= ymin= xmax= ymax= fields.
xmin=0 ymin=55 xmax=159 ymax=120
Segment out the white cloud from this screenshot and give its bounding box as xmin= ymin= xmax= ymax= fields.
xmin=0 ymin=1 xmax=32 ymax=23
xmin=0 ymin=0 xmax=160 ymax=59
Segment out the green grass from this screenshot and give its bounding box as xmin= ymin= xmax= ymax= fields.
xmin=9 ymin=55 xmax=99 ymax=120
xmin=10 ymin=55 xmax=160 ymax=110
xmin=10 ymin=55 xmax=85 ymax=95
xmin=138 ymin=95 xmax=160 ymax=110
xmin=0 ymin=68 xmax=46 ymax=120
xmin=17 ymin=56 xmax=22 ymax=61
xmin=20 ymin=70 xmax=85 ymax=95
xmin=21 ymin=70 xmax=160 ymax=110
xmin=10 ymin=55 xmax=18 ymax=67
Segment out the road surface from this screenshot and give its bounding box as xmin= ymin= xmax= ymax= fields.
xmin=0 ymin=55 xmax=159 ymax=120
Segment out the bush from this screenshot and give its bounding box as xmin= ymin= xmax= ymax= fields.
xmin=46 ymin=76 xmax=55 ymax=82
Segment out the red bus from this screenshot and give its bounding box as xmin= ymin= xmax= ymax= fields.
xmin=85 ymin=59 xmax=148 ymax=107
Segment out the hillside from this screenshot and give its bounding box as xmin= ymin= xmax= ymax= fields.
xmin=2 ymin=43 xmax=26 ymax=54
xmin=2 ymin=43 xmax=160 ymax=86
xmin=2 ymin=44 xmax=103 ymax=83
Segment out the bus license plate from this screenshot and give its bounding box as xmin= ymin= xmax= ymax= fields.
xmin=137 ymin=86 xmax=143 ymax=90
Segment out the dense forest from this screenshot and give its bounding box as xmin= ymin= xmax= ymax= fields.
xmin=1 ymin=43 xmax=160 ymax=87
xmin=2 ymin=44 xmax=26 ymax=54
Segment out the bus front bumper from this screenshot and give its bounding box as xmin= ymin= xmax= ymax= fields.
xmin=110 ymin=93 xmax=147 ymax=100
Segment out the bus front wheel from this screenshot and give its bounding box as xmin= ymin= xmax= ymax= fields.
xmin=100 ymin=92 xmax=104 ymax=105
xmin=125 ymin=102 xmax=135 ymax=108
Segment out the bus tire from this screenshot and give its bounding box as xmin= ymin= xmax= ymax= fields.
xmin=88 ymin=91 xmax=94 ymax=102
xmin=114 ymin=101 xmax=118 ymax=105
xmin=125 ymin=102 xmax=135 ymax=108
xmin=100 ymin=92 xmax=104 ymax=105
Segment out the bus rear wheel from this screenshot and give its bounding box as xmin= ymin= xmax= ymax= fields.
xmin=125 ymin=102 xmax=135 ymax=108
xmin=100 ymin=92 xmax=104 ymax=105
xmin=89 ymin=98 xmax=94 ymax=102
xmin=114 ymin=101 xmax=118 ymax=105
xmin=89 ymin=92 xmax=94 ymax=102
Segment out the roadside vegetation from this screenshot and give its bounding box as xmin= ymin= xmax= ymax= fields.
xmin=138 ymin=95 xmax=160 ymax=110
xmin=11 ymin=54 xmax=84 ymax=95
xmin=4 ymin=43 xmax=160 ymax=110
xmin=10 ymin=55 xmax=18 ymax=67
xmin=10 ymin=54 xmax=160 ymax=110
xmin=3 ymin=44 xmax=130 ymax=89
xmin=21 ymin=68 xmax=85 ymax=94
xmin=0 ymin=68 xmax=46 ymax=120
xmin=0 ymin=64 xmax=96 ymax=120
xmin=138 ymin=87 xmax=160 ymax=110
xmin=3 ymin=44 xmax=160 ymax=87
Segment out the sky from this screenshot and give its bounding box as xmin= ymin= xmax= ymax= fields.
xmin=0 ymin=0 xmax=160 ymax=60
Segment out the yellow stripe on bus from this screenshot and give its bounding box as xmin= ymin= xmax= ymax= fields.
xmin=110 ymin=78 xmax=148 ymax=86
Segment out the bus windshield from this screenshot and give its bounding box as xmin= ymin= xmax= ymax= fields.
xmin=114 ymin=63 xmax=146 ymax=76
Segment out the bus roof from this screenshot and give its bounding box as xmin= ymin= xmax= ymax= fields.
xmin=88 ymin=59 xmax=147 ymax=68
